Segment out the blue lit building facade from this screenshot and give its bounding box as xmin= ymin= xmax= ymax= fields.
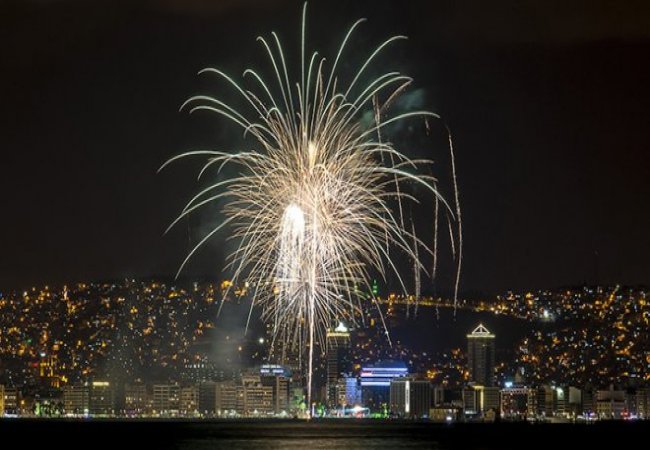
xmin=360 ymin=360 xmax=408 ymax=413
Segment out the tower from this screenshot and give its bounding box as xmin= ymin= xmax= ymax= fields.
xmin=467 ymin=324 xmax=495 ymax=387
xmin=326 ymin=322 xmax=351 ymax=408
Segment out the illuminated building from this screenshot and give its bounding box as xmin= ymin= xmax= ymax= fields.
xmin=179 ymin=385 xmax=199 ymax=416
xmin=63 ymin=384 xmax=90 ymax=416
xmin=389 ymin=378 xmax=431 ymax=418
xmin=467 ymin=324 xmax=495 ymax=386
xmin=325 ymin=322 xmax=351 ymax=408
xmin=528 ymin=385 xmax=553 ymax=417
xmin=462 ymin=387 xmax=478 ymax=415
xmin=181 ymin=359 xmax=223 ymax=383
xmin=152 ymin=384 xmax=180 ymax=416
xmin=637 ymin=388 xmax=650 ymax=419
xmin=216 ymin=377 xmax=275 ymax=417
xmin=475 ymin=385 xmax=500 ymax=416
xmin=215 ymin=381 xmax=238 ymax=415
xmin=429 ymin=405 xmax=461 ymax=422
xmin=500 ymin=386 xmax=529 ymax=419
xmin=124 ymin=383 xmax=148 ymax=416
xmin=0 ymin=384 xmax=4 ymax=416
xmin=2 ymin=387 xmax=21 ymax=415
xmin=37 ymin=353 xmax=60 ymax=388
xmin=336 ymin=376 xmax=361 ymax=407
xmin=90 ymin=381 xmax=115 ymax=416
xmin=597 ymin=386 xmax=625 ymax=419
xmin=240 ymin=375 xmax=274 ymax=416
xmin=360 ymin=360 xmax=408 ymax=413
xmin=260 ymin=366 xmax=291 ymax=414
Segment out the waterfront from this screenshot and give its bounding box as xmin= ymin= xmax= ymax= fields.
xmin=1 ymin=419 xmax=646 ymax=449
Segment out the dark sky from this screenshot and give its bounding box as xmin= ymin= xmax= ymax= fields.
xmin=1 ymin=0 xmax=649 ymax=295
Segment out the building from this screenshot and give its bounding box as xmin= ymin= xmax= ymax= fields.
xmin=500 ymin=386 xmax=528 ymax=419
xmin=636 ymin=387 xmax=650 ymax=419
xmin=215 ymin=381 xmax=238 ymax=415
xmin=89 ymin=381 xmax=115 ymax=416
xmin=566 ymin=386 xmax=582 ymax=417
xmin=467 ymin=324 xmax=495 ymax=386
xmin=597 ymin=386 xmax=625 ymax=419
xmin=430 ymin=405 xmax=462 ymax=422
xmin=214 ymin=377 xmax=275 ymax=417
xmin=2 ymin=386 xmax=21 ymax=415
xmin=152 ymin=384 xmax=180 ymax=416
xmin=475 ymin=385 xmax=500 ymax=417
xmin=462 ymin=387 xmax=479 ymax=415
xmin=179 ymin=386 xmax=199 ymax=416
xmin=63 ymin=384 xmax=90 ymax=416
xmin=336 ymin=376 xmax=361 ymax=408
xmin=198 ymin=382 xmax=218 ymax=416
xmin=582 ymin=386 xmax=596 ymax=417
xmin=360 ymin=360 xmax=408 ymax=414
xmin=180 ymin=357 xmax=236 ymax=383
xmin=240 ymin=375 xmax=274 ymax=416
xmin=0 ymin=384 xmax=4 ymax=416
xmin=325 ymin=322 xmax=351 ymax=408
xmin=124 ymin=383 xmax=149 ymax=416
xmin=527 ymin=385 xmax=566 ymax=418
xmin=37 ymin=353 xmax=60 ymax=388
xmin=260 ymin=368 xmax=291 ymax=414
xmin=432 ymin=385 xmax=445 ymax=407
xmin=389 ymin=378 xmax=432 ymax=418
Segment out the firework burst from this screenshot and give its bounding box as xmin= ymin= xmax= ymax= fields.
xmin=160 ymin=3 xmax=462 ymax=412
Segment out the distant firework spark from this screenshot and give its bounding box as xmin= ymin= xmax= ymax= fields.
xmin=161 ymin=3 xmax=461 ymax=412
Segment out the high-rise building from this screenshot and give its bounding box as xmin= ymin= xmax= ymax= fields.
xmin=89 ymin=381 xmax=115 ymax=416
xmin=467 ymin=324 xmax=495 ymax=386
xmin=360 ymin=360 xmax=408 ymax=414
xmin=389 ymin=378 xmax=431 ymax=418
xmin=152 ymin=384 xmax=180 ymax=416
xmin=326 ymin=322 xmax=351 ymax=408
xmin=0 ymin=384 xmax=4 ymax=416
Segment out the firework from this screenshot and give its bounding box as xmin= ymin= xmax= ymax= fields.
xmin=160 ymin=3 xmax=461 ymax=413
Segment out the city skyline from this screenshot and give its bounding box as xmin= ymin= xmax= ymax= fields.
xmin=1 ymin=1 xmax=650 ymax=446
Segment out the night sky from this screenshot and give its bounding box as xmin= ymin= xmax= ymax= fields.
xmin=1 ymin=0 xmax=649 ymax=295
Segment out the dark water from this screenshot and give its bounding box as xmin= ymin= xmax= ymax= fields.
xmin=2 ymin=419 xmax=646 ymax=449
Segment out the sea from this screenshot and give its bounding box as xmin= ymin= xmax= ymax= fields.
xmin=1 ymin=419 xmax=646 ymax=449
